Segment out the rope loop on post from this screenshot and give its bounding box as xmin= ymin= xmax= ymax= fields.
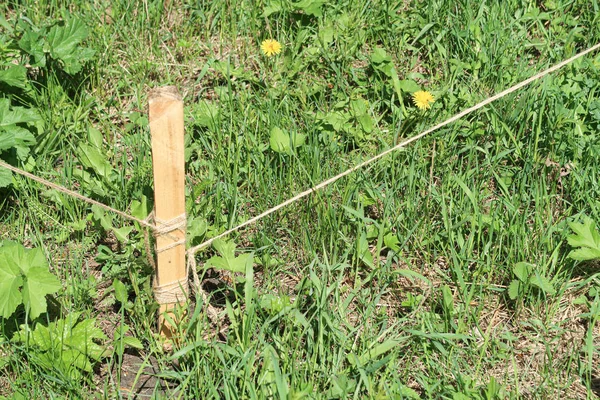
xmin=153 ymin=213 xmax=187 ymax=253
xmin=153 ymin=278 xmax=190 ymax=304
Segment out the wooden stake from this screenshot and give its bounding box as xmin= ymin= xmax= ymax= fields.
xmin=148 ymin=86 xmax=187 ymax=338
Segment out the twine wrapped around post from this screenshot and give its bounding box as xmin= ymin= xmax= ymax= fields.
xmin=149 ymin=86 xmax=188 ymax=338
xmin=152 ymin=213 xmax=188 ymax=304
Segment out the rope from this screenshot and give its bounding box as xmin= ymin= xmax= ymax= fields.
xmin=0 ymin=160 xmax=181 ymax=241
xmin=186 ymin=42 xmax=600 ymax=255
xmin=0 ymin=160 xmax=155 ymax=230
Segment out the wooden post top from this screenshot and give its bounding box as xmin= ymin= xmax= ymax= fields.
xmin=149 ymin=86 xmax=182 ymax=102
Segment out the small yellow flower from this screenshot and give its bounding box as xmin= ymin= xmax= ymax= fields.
xmin=412 ymin=90 xmax=435 ymax=110
xmin=261 ymin=39 xmax=282 ymax=57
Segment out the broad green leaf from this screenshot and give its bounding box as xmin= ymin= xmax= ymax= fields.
xmin=114 ymin=323 xmax=141 ymax=356
xmin=29 ymin=321 xmax=52 ymax=349
xmin=269 ymin=127 xmax=305 ymax=155
xmin=13 ymin=312 xmax=106 ymax=378
xmin=370 ymin=47 xmax=392 ymax=64
xmin=88 ymin=127 xmax=103 ymax=149
xmin=21 ymin=245 xmax=47 ymax=274
xmin=208 ymin=252 xmax=252 ymax=273
xmin=77 ymin=143 xmax=113 ymax=177
xmin=567 ymin=217 xmax=600 ymax=248
xmin=130 ymin=195 xmax=150 ymax=220
xmin=13 ymin=316 xmax=52 ymax=349
xmin=513 ymin=262 xmax=533 ymax=282
xmin=213 ymin=60 xmax=255 ymax=81
xmin=397 ymin=79 xmax=421 ymax=93
xmin=0 ymin=250 xmax=23 ymax=318
xmin=365 ymin=223 xmax=379 ymax=240
xmin=0 ymin=13 xmax=11 ymax=32
xmin=112 ymin=279 xmax=128 ymax=304
xmin=92 ymin=205 xmax=114 ymax=231
xmin=269 ymin=127 xmax=289 ymax=154
xmin=5 ymin=125 xmax=36 ymax=160
xmin=567 ymin=217 xmax=600 ymax=261
xmin=0 ymin=98 xmax=42 ymax=127
xmin=0 ymin=131 xmax=15 ymax=151
xmin=383 ymin=233 xmax=400 ymax=252
xmin=507 ymin=280 xmax=521 ymax=300
xmin=206 ymin=239 xmax=253 ymax=273
xmin=379 ymin=62 xmax=395 ymax=78
xmin=0 ymin=166 xmax=11 ymax=188
xmin=57 ymin=47 xmax=95 ymax=74
xmin=66 ymin=317 xmax=107 ymax=360
xmin=350 ymin=99 xmax=368 ymax=116
xmin=357 ymin=231 xmax=373 ymax=268
xmin=324 ymin=111 xmax=349 ymax=131
xmin=351 ymin=99 xmax=374 ymax=133
xmin=213 ymin=238 xmax=236 ymax=260
xmin=46 ymin=19 xmax=90 ymax=62
xmin=187 ymin=216 xmax=207 ymax=246
xmin=121 ymin=335 xmax=143 ymax=350
xmin=260 ymin=294 xmax=292 ymax=313
xmin=293 ymin=0 xmax=325 ymax=16
xmin=441 ymin=285 xmax=454 ymax=313
xmin=0 ymin=242 xmax=60 ymax=319
xmin=0 ymin=65 xmax=27 ymax=88
xmin=570 ymin=247 xmax=600 ymax=261
xmin=192 ymin=100 xmax=220 ymax=131
xmin=529 ymin=274 xmax=556 ymax=295
xmin=18 ymin=30 xmax=46 ymax=67
xmin=60 ymin=348 xmax=91 ymax=375
xmin=254 ymin=254 xmax=282 ymax=268
xmin=112 ymin=226 xmax=133 ymax=243
xmin=78 ymin=46 xmax=96 ymax=62
xmin=357 ymin=114 xmax=373 ymax=133
xmin=22 ymin=266 xmax=61 ymax=319
xmin=319 ymin=25 xmax=335 ymax=44
xmin=67 ymin=219 xmax=87 ymax=231
xmin=358 ymin=190 xmax=377 ymax=207
xmin=263 ymin=0 xmax=283 ymax=17
xmin=326 ymin=375 xmax=356 ymax=398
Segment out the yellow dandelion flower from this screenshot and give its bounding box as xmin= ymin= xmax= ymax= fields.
xmin=261 ymin=39 xmax=282 ymax=57
xmin=412 ymin=90 xmax=435 ymax=110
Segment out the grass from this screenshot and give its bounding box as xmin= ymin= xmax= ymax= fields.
xmin=1 ymin=0 xmax=600 ymax=398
